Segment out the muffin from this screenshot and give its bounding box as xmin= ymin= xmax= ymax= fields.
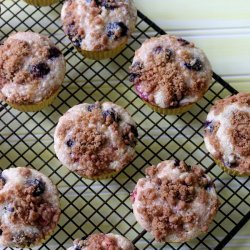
xmin=24 ymin=0 xmax=59 ymax=7
xmin=0 ymin=167 xmax=60 ymax=248
xmin=131 ymin=160 xmax=220 ymax=242
xmin=67 ymin=233 xmax=134 ymax=250
xmin=61 ymin=0 xmax=137 ymax=60
xmin=0 ymin=32 xmax=66 ymax=112
xmin=204 ymin=93 xmax=250 ymax=176
xmin=54 ymin=102 xmax=138 ymax=180
xmin=129 ymin=35 xmax=213 ymax=115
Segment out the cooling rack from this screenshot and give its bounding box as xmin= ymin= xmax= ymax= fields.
xmin=0 ymin=1 xmax=249 ymax=249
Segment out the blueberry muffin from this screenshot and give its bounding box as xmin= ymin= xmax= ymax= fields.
xmin=54 ymin=102 xmax=138 ymax=180
xmin=67 ymin=233 xmax=134 ymax=250
xmin=131 ymin=160 xmax=219 ymax=242
xmin=24 ymin=0 xmax=59 ymax=6
xmin=61 ymin=0 xmax=137 ymax=60
xmin=0 ymin=32 xmax=66 ymax=112
xmin=0 ymin=167 xmax=60 ymax=248
xmin=204 ymin=93 xmax=250 ymax=176
xmin=130 ymin=35 xmax=213 ymax=115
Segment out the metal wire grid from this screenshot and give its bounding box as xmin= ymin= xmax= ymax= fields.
xmin=0 ymin=1 xmax=249 ymax=249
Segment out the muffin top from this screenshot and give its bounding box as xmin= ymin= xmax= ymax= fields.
xmin=61 ymin=0 xmax=137 ymax=51
xmin=204 ymin=93 xmax=250 ymax=175
xmin=130 ymin=35 xmax=213 ymax=109
xmin=0 ymin=32 xmax=65 ymax=105
xmin=131 ymin=160 xmax=219 ymax=243
xmin=54 ymin=102 xmax=138 ymax=179
xmin=67 ymin=233 xmax=134 ymax=250
xmin=0 ymin=167 xmax=60 ymax=248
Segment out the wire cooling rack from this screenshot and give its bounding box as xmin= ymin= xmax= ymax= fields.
xmin=0 ymin=1 xmax=249 ymax=249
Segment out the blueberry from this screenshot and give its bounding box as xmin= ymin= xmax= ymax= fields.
xmin=0 ymin=229 xmax=2 ymax=235
xmin=92 ymin=0 xmax=118 ymax=9
xmin=30 ymin=63 xmax=50 ymax=78
xmin=223 ymin=158 xmax=237 ymax=169
xmin=153 ymin=47 xmax=172 ymax=61
xmin=130 ymin=124 xmax=139 ymax=138
xmin=165 ymin=49 xmax=172 ymax=60
xmin=81 ymin=235 xmax=88 ymax=240
xmin=174 ymin=159 xmax=180 ymax=167
xmin=153 ymin=46 xmax=163 ymax=54
xmin=87 ymin=104 xmax=96 ymax=112
xmin=26 ymin=179 xmax=45 ymax=196
xmin=131 ymin=61 xmax=144 ymax=71
xmin=67 ymin=22 xmax=76 ymax=40
xmin=67 ymin=23 xmax=82 ymax=47
xmin=169 ymin=95 xmax=179 ymax=107
xmin=66 ymin=139 xmax=75 ymax=148
xmin=6 ymin=206 xmax=14 ymax=212
xmin=129 ymin=73 xmax=140 ymax=82
xmin=74 ymin=247 xmax=81 ymax=250
xmin=72 ymin=36 xmax=82 ymax=48
xmin=205 ymin=181 xmax=214 ymax=190
xmin=177 ymin=38 xmax=190 ymax=46
xmin=184 ymin=58 xmax=203 ymax=71
xmin=106 ymin=22 xmax=128 ymax=40
xmin=103 ymin=3 xmax=117 ymax=10
xmin=102 ymin=108 xmax=120 ymax=123
xmin=48 ymin=47 xmax=61 ymax=59
xmin=122 ymin=124 xmax=138 ymax=147
xmin=204 ymin=121 xmax=214 ymax=133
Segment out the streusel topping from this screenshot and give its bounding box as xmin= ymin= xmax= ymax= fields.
xmin=130 ymin=35 xmax=212 ymax=108
xmin=131 ymin=160 xmax=219 ymax=242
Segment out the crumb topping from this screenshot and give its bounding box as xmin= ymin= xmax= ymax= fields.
xmin=204 ymin=93 xmax=250 ymax=175
xmin=230 ymin=111 xmax=250 ymax=157
xmin=61 ymin=0 xmax=137 ymax=51
xmin=130 ymin=35 xmax=212 ymax=108
xmin=7 ymin=185 xmax=59 ymax=228
xmin=213 ymin=93 xmax=250 ymax=116
xmin=54 ymin=102 xmax=138 ymax=178
xmin=133 ymin=61 xmax=188 ymax=107
xmin=132 ymin=160 xmax=219 ymax=242
xmin=0 ymin=32 xmax=65 ymax=104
